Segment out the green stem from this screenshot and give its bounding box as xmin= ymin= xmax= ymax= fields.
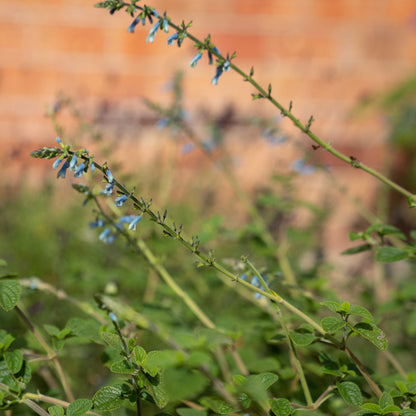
xmin=14 ymin=306 xmax=75 ymax=402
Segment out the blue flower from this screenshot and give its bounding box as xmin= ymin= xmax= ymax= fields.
xmin=208 ymin=46 xmax=220 ymax=65
xmin=53 ymin=158 xmax=62 ymax=169
xmin=115 ymin=194 xmax=128 ymax=207
xmin=74 ymin=162 xmax=86 ymax=178
xmin=146 ymin=20 xmax=160 ymax=43
xmin=211 ymin=65 xmax=223 ymax=85
xmin=119 ymin=215 xmax=136 ymax=224
xmin=128 ymin=16 xmax=140 ymax=33
xmin=109 ymin=312 xmax=117 ymax=322
xmin=102 ymin=182 xmax=114 ymax=196
xmin=90 ymin=161 xmax=95 ymax=172
xmin=128 ymin=215 xmax=142 ymax=230
xmin=99 ymin=227 xmax=111 ymax=241
xmin=56 ymin=137 xmax=63 ymax=145
xmin=167 ymin=33 xmax=179 ymax=45
xmin=57 ymin=160 xmax=70 ymax=179
xmin=239 ymin=273 xmax=247 ymax=281
xmin=189 ymin=52 xmax=203 ymax=68
xmin=162 ymin=18 xmax=169 ymax=33
xmin=223 ymin=59 xmax=231 ymax=72
xmin=90 ymin=219 xmax=105 ymax=228
xmin=69 ymin=155 xmax=78 ymax=171
xmin=106 ymin=169 xmax=114 ymax=183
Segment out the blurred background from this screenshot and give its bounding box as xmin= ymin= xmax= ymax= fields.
xmin=0 ymin=0 xmax=416 ymax=264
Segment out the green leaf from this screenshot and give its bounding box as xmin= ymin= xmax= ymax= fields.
xmin=4 ymin=350 xmax=23 ymax=374
xmin=321 ymin=316 xmax=345 ymax=333
xmin=238 ymin=373 xmax=278 ymax=405
xmin=92 ymin=385 xmax=124 ymax=411
xmin=48 ymin=405 xmax=65 ymax=416
xmin=361 ymin=403 xmax=383 ymax=413
xmin=0 ymin=259 xmax=7 ymax=267
xmin=134 ymin=345 xmax=147 ymax=366
xmin=352 ymin=322 xmax=388 ymax=351
xmin=321 ymin=301 xmax=342 ymax=313
xmin=101 ymin=332 xmax=124 ymax=352
xmin=290 ymin=325 xmax=314 ymax=346
xmin=269 ymin=398 xmax=294 ymax=416
xmin=376 ymin=247 xmax=409 ymax=263
xmin=110 ymin=359 xmax=136 ymax=374
xmin=199 ymin=397 xmax=235 ymax=414
xmin=146 ymin=349 xmax=184 ymax=369
xmin=44 ymin=324 xmax=61 ymax=337
xmin=67 ymin=399 xmax=92 ymax=416
xmin=379 ymin=392 xmax=393 ymax=409
xmin=0 ymin=332 xmax=15 ymax=352
xmin=376 ymin=224 xmax=406 ymax=240
xmin=65 ymin=318 xmax=102 ymax=342
xmin=348 ymin=305 xmax=375 ymax=322
xmin=176 ymin=408 xmax=207 ymax=416
xmin=382 ymin=405 xmax=401 ymax=414
xmin=349 ymin=232 xmax=364 ymax=241
xmin=401 ymin=409 xmax=416 ymax=415
xmin=342 ymin=244 xmax=372 ymax=255
xmin=0 ymin=280 xmax=21 ymax=311
xmin=337 ymin=381 xmax=363 ymax=407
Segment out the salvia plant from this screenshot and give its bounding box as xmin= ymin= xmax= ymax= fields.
xmin=1 ymin=1 xmax=416 ymax=415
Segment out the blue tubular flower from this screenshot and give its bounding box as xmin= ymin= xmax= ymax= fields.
xmin=128 ymin=215 xmax=142 ymax=231
xmin=90 ymin=161 xmax=95 ymax=172
xmin=106 ymin=169 xmax=114 ymax=183
xmin=74 ymin=162 xmax=86 ymax=178
xmin=57 ymin=160 xmax=69 ymax=179
xmin=56 ymin=137 xmax=63 ymax=145
xmin=162 ymin=18 xmax=169 ymax=33
xmin=115 ymin=194 xmax=128 ymax=207
xmin=119 ymin=215 xmax=135 ymax=224
xmin=69 ymin=155 xmax=77 ymax=171
xmin=223 ymin=59 xmax=231 ymax=72
xmin=146 ymin=20 xmax=161 ymax=43
xmin=102 ymin=182 xmax=114 ymax=196
xmin=211 ymin=65 xmax=223 ymax=85
xmin=208 ymin=46 xmax=220 ymax=65
xmin=109 ymin=312 xmax=117 ymax=322
xmin=90 ymin=218 xmax=105 ymax=228
xmin=151 ymin=9 xmax=159 ymax=18
xmin=128 ymin=16 xmax=140 ymax=33
xmin=189 ymin=52 xmax=203 ymax=68
xmin=99 ymin=227 xmax=111 ymax=241
xmin=167 ymin=33 xmax=178 ymax=45
xmin=53 ymin=158 xmax=62 ymax=169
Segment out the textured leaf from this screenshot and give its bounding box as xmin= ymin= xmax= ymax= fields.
xmin=65 ymin=318 xmax=102 ymax=342
xmin=67 ymin=399 xmax=92 ymax=416
xmin=199 ymin=397 xmax=235 ymax=414
xmin=290 ymin=325 xmax=314 ymax=346
xmin=0 ymin=280 xmax=21 ymax=311
xmin=92 ymin=385 xmax=124 ymax=410
xmin=379 ymin=392 xmax=393 ymax=409
xmin=348 ymin=305 xmax=375 ymax=322
xmin=134 ymin=345 xmax=147 ymax=366
xmin=376 ymin=247 xmax=408 ymax=263
xmin=101 ymin=332 xmax=124 ymax=352
xmin=48 ymin=405 xmax=65 ymax=416
xmin=238 ymin=373 xmax=278 ymax=405
xmin=321 ymin=301 xmax=342 ymax=313
xmin=361 ymin=403 xmax=383 ymax=413
xmin=321 ymin=316 xmax=345 ymax=333
xmin=269 ymin=398 xmax=293 ymax=416
xmin=110 ymin=359 xmax=136 ymax=374
xmin=337 ymin=381 xmax=363 ymax=407
xmin=382 ymin=405 xmax=401 ymax=413
xmin=0 ymin=332 xmax=15 ymax=352
xmin=401 ymin=409 xmax=416 ymax=415
xmin=146 ymin=349 xmax=184 ymax=369
xmin=352 ymin=322 xmax=388 ymax=351
xmin=4 ymin=350 xmax=23 ymax=374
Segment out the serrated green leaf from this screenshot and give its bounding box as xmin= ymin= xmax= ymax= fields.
xmin=134 ymin=345 xmax=147 ymax=366
xmin=382 ymin=405 xmax=401 ymax=413
xmin=0 ymin=332 xmax=15 ymax=352
xmin=321 ymin=301 xmax=342 ymax=313
xmin=238 ymin=373 xmax=278 ymax=405
xmin=101 ymin=332 xmax=123 ymax=352
xmin=349 ymin=232 xmax=364 ymax=241
xmin=321 ymin=316 xmax=345 ymax=333
xmin=376 ymin=247 xmax=409 ymax=263
xmin=4 ymin=350 xmax=23 ymax=374
xmin=379 ymin=392 xmax=393 ymax=409
xmin=401 ymin=408 xmax=416 ymax=415
xmin=139 ymin=372 xmax=168 ymax=408
xmin=337 ymin=381 xmax=363 ymax=407
xmin=269 ymin=397 xmax=293 ymax=416
xmin=199 ymin=397 xmax=235 ymax=414
xmin=92 ymin=385 xmax=124 ymax=410
xmin=361 ymin=402 xmax=383 ymax=413
xmin=376 ymin=225 xmax=406 ymax=240
xmin=0 ymin=280 xmax=21 ymax=311
xmin=67 ymin=399 xmax=92 ymax=416
xmin=146 ymin=350 xmax=184 ymax=369
xmin=342 ymin=244 xmax=372 ymax=255
xmin=176 ymin=408 xmax=207 ymax=416
xmin=110 ymin=359 xmax=136 ymax=374
xmin=48 ymin=405 xmax=65 ymax=416
xmin=44 ymin=324 xmax=60 ymax=337
xmin=352 ymin=322 xmax=388 ymax=351
xmin=65 ymin=318 xmax=101 ymax=342
xmin=348 ymin=305 xmax=375 ymax=322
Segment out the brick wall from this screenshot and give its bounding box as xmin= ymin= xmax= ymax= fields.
xmin=1 ymin=0 xmax=415 ymax=256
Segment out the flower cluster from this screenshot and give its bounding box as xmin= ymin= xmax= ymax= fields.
xmin=91 ymin=214 xmax=142 ymax=244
